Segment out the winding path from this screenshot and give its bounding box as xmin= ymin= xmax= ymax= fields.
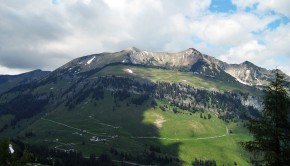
xmin=41 ymin=117 xmax=111 ymax=137
xmin=130 ymin=134 xmax=227 ymax=141
xmin=41 ymin=117 xmax=229 ymax=165
xmin=42 ymin=117 xmax=229 ymax=141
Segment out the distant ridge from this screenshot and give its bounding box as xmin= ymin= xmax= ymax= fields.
xmin=0 ymin=69 xmax=50 ymax=93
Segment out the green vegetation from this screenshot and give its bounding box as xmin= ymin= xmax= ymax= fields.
xmin=15 ymin=90 xmax=252 ymax=165
xmin=0 ymin=138 xmax=34 ymax=165
xmin=0 ymin=64 xmax=263 ymax=165
xmin=242 ymin=72 xmax=290 ymax=165
xmin=95 ymin=64 xmax=262 ymax=95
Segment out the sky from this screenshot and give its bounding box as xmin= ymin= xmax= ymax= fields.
xmin=0 ymin=0 xmax=290 ymax=75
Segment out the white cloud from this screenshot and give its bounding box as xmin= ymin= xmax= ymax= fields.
xmin=218 ymin=23 xmax=290 ymax=75
xmin=189 ymin=12 xmax=276 ymax=47
xmin=232 ymin=0 xmax=290 ymax=17
xmin=0 ymin=65 xmax=30 ymax=75
xmin=0 ymin=0 xmax=289 ymax=76
xmin=279 ymin=64 xmax=290 ymax=76
xmin=264 ymin=24 xmax=290 ymax=57
xmin=218 ymin=40 xmax=266 ymax=64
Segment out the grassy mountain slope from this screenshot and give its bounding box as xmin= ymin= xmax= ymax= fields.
xmin=0 ymin=64 xmax=259 ymax=165
xmin=13 ymin=92 xmax=251 ymax=165
xmin=95 ymin=64 xmax=262 ymax=96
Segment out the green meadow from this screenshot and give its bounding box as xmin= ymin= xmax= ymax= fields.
xmin=18 ymin=91 xmax=252 ymax=165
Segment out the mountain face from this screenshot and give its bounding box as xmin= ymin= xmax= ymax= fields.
xmin=0 ymin=47 xmax=288 ymax=165
xmin=0 ymin=69 xmax=50 ymax=94
xmin=55 ymin=47 xmax=289 ymax=86
xmin=221 ymin=61 xmax=288 ymax=86
xmin=57 ymin=47 xmax=225 ymax=77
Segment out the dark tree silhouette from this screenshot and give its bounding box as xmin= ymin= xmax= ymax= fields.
xmin=0 ymin=138 xmax=10 ymax=165
xmin=241 ymin=71 xmax=290 ymax=165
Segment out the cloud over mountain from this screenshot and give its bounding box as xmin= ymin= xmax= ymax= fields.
xmin=0 ymin=0 xmax=289 ymax=75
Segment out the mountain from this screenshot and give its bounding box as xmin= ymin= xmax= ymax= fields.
xmin=221 ymin=61 xmax=288 ymax=86
xmin=56 ymin=47 xmax=230 ymax=78
xmin=0 ymin=69 xmax=50 ymax=94
xmin=0 ymin=47 xmax=289 ymax=165
xmin=55 ymin=47 xmax=289 ymax=86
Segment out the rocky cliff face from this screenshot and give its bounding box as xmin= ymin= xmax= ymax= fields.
xmin=222 ymin=61 xmax=289 ymax=86
xmin=129 ymin=48 xmax=199 ymax=68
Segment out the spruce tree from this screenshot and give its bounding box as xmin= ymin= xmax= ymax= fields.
xmin=0 ymin=138 xmax=10 ymax=165
xmin=241 ymin=71 xmax=290 ymax=165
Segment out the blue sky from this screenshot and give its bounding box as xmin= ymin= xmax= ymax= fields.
xmin=209 ymin=0 xmax=290 ymax=31
xmin=0 ymin=0 xmax=289 ymax=75
xmin=51 ymin=0 xmax=60 ymax=5
xmin=210 ymin=0 xmax=237 ymax=13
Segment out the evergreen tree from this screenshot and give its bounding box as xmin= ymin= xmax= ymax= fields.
xmin=241 ymin=71 xmax=290 ymax=165
xmin=0 ymin=138 xmax=10 ymax=165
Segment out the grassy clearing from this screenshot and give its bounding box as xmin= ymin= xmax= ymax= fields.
xmin=142 ymin=106 xmax=251 ymax=165
xmin=143 ymin=109 xmax=226 ymax=139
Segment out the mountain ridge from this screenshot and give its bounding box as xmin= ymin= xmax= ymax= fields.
xmin=2 ymin=47 xmax=287 ymax=91
xmin=54 ymin=47 xmax=289 ymax=87
xmin=0 ymin=69 xmax=50 ymax=94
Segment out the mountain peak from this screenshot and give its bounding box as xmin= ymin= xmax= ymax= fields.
xmin=242 ymin=61 xmax=251 ymax=64
xmin=125 ymin=47 xmax=141 ymax=52
xmin=241 ymin=61 xmax=256 ymax=67
xmin=188 ymin=48 xmax=201 ymax=54
xmin=180 ymin=48 xmax=202 ymax=55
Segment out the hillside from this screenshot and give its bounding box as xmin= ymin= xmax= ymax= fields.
xmin=0 ymin=69 xmax=50 ymax=94
xmin=0 ymin=47 xmax=288 ymax=165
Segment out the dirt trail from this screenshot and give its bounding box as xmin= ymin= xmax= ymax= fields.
xmin=41 ymin=118 xmax=107 ymax=137
xmin=131 ymin=134 xmax=227 ymax=141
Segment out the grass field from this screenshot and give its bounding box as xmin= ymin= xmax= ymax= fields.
xmin=17 ymin=90 xmax=252 ymax=165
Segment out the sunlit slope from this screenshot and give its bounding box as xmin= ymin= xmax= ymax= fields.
xmin=18 ymin=90 xmax=251 ymax=165
xmin=94 ymin=64 xmax=261 ymax=96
